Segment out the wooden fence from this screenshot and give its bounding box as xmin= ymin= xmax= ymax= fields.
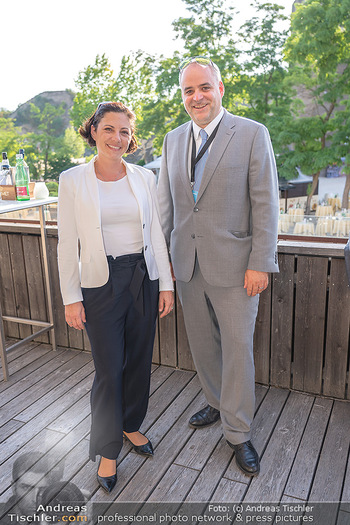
xmin=0 ymin=224 xmax=349 ymax=399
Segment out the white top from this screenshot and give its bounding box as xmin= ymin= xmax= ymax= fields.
xmin=97 ymin=176 xmax=143 ymax=258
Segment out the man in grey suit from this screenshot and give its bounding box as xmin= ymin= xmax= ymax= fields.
xmin=157 ymin=57 xmax=279 ymax=476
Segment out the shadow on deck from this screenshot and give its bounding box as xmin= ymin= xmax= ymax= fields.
xmin=1 ymin=342 xmax=350 ymax=525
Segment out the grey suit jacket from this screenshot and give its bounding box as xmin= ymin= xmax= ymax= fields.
xmin=157 ymin=109 xmax=279 ymax=287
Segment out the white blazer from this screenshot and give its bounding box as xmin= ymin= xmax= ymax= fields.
xmin=57 ymin=156 xmax=173 ymax=306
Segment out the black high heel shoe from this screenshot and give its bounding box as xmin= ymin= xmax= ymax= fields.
xmin=97 ymin=458 xmax=117 ymax=493
xmin=123 ymin=432 xmax=154 ymax=457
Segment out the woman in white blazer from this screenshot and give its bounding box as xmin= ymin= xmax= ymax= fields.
xmin=57 ymin=102 xmax=174 ymax=493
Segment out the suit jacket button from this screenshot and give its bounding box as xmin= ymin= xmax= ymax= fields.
xmin=145 ymin=245 xmax=148 ymax=250
xmin=191 ymin=234 xmax=195 ymax=239
xmin=194 ymin=208 xmax=199 ymax=212
xmin=143 ymin=224 xmax=145 ymax=229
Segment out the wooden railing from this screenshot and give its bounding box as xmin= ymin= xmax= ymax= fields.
xmin=0 ymin=224 xmax=349 ymax=399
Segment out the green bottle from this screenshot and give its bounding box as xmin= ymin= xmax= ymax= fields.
xmin=15 ymin=154 xmax=30 ymax=201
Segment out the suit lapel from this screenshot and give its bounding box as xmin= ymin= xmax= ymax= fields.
xmin=197 ymin=110 xmax=236 ymax=202
xmin=176 ymin=122 xmax=194 ymax=202
xmin=84 ymin=156 xmax=101 ymax=225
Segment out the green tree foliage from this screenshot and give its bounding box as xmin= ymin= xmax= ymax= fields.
xmin=139 ymin=0 xmax=242 ymax=153
xmin=281 ymin=0 xmax=350 ymax=209
xmin=332 ymin=97 xmax=350 ymax=208
xmin=70 ymin=54 xmax=117 ymax=130
xmin=235 ymin=1 xmax=294 ymax=157
xmin=0 ymin=117 xmax=23 ymax=162
xmin=45 ymin=180 xmax=59 ymax=196
xmin=47 ymin=126 xmax=85 ymax=180
xmin=69 ymin=0 xmax=350 ymax=211
xmin=26 ymin=104 xmax=84 ymax=180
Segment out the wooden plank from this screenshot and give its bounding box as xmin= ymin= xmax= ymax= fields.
xmin=270 ymin=254 xmax=294 ymax=389
xmin=276 ymin=496 xmax=315 ymax=525
xmin=309 ymin=400 xmax=350 ymax=503
xmin=0 ymin=367 xmax=96 ymax=464
xmin=83 ymin=328 xmax=91 ymax=351
xmin=225 ymin=386 xmax=289 ymax=483
xmin=0 ymin=346 xmax=76 ymax=406
xmin=0 ymin=343 xmax=64 ymax=393
xmin=340 ymin=445 xmax=350 ymax=514
xmin=152 ymin=316 xmax=160 ymax=364
xmin=278 ymin=240 xmax=346 ymax=258
xmin=0 ymin=428 xmax=64 ymax=494
xmin=51 ymin=422 xmax=91 ymax=480
xmin=0 ymin=416 xmax=91 ymax=507
xmin=14 ymin=362 xmax=94 ymax=423
xmin=4 ymin=342 xmax=53 ymax=378
xmin=210 ymin=477 xmax=247 ymax=502
xmin=8 ymin=234 xmax=32 ymax=339
xmin=185 ymin=437 xmax=237 ymax=502
xmin=159 ymin=307 xmax=177 ymax=367
xmin=175 ymin=417 xmax=223 ymax=470
xmin=337 ymin=511 xmax=350 ymax=525
xmin=0 ymin=420 xmax=25 ymax=442
xmin=47 ymin=390 xmax=91 ymax=433
xmin=1 ymin=339 xmax=41 ymax=367
xmin=242 ymin=391 xmax=314 ymax=502
xmin=323 ymin=258 xmax=350 ymax=398
xmin=149 ymin=365 xmax=175 ymax=395
xmin=176 ymin=289 xmax=194 ymax=371
xmin=147 ymin=464 xmax=199 ymax=502
xmin=22 ymin=235 xmax=49 ymax=343
xmin=253 ymin=277 xmax=272 ymax=385
xmin=141 ymin=370 xmax=196 ymax=433
xmin=47 ymin=236 xmax=69 ymax=348
xmin=67 ymin=325 xmax=85 ymax=350
xmin=6 ymin=355 xmax=93 ymax=423
xmin=283 ymin=397 xmax=333 ymax=500
xmin=0 ymin=233 xmax=19 ymax=338
xmin=293 ymin=256 xmax=328 ymax=394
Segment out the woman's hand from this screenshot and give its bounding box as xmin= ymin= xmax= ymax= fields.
xmin=158 ymin=291 xmax=174 ymax=318
xmin=65 ymin=302 xmax=86 ymax=330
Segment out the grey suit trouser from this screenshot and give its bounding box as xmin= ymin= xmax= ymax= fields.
xmin=177 ymin=257 xmax=259 ymax=445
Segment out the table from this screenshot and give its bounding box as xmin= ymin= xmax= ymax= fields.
xmin=278 ymin=214 xmax=292 ymax=233
xmin=328 ymin=197 xmax=342 ymax=211
xmin=288 ymin=208 xmax=304 ymax=222
xmin=293 ymin=221 xmax=315 ymax=235
xmin=315 ymin=217 xmax=334 ymax=236
xmin=0 ymin=197 xmax=57 ymax=380
xmin=333 ymin=218 xmax=350 ymax=237
xmin=316 ymin=205 xmax=333 ymax=217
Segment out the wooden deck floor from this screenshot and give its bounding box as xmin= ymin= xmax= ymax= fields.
xmin=1 ymin=342 xmax=350 ymax=525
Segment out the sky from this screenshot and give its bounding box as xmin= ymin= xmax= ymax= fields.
xmin=2 ymin=0 xmax=295 ymax=112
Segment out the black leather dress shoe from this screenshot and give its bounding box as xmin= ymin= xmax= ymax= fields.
xmin=123 ymin=433 xmax=154 ymax=457
xmin=227 ymin=440 xmax=260 ymax=476
xmin=189 ymin=405 xmax=220 ymax=428
xmin=97 ymin=460 xmax=117 ymax=493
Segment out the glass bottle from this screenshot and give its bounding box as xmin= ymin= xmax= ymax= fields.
xmin=0 ymin=152 xmax=12 ymax=185
xmin=19 ymin=148 xmax=30 ymax=182
xmin=15 ymin=154 xmax=30 ymax=201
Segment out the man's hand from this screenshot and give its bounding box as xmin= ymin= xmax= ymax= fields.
xmin=65 ymin=301 xmax=86 ymax=330
xmin=244 ymin=270 xmax=268 ymax=297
